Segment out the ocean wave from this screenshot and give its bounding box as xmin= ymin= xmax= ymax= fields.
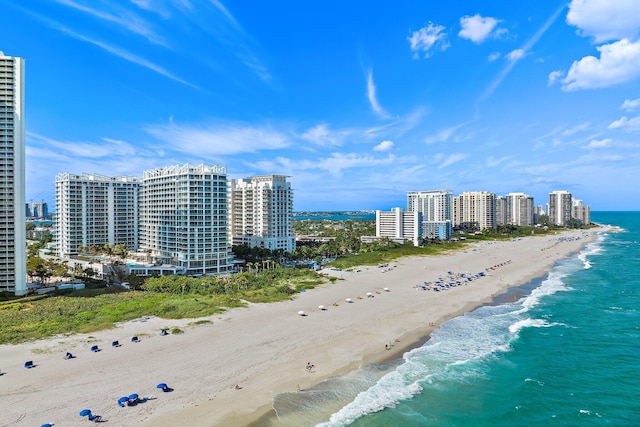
xmin=508 ymin=318 xmax=562 ymax=334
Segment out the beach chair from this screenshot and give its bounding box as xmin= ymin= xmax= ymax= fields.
xmin=24 ymin=360 xmax=35 ymax=368
xmin=88 ymin=414 xmax=102 ymax=422
xmin=90 ymin=345 xmax=100 ymax=352
xmin=131 ymin=336 xmax=140 ymax=343
xmin=112 ymin=340 xmax=120 ymax=347
xmin=157 ymin=382 xmax=173 ymax=392
xmin=160 ymin=329 xmax=169 ymax=336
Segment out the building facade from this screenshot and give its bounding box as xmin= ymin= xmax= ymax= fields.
xmin=407 ymin=190 xmax=453 ymax=240
xmin=506 ymin=192 xmax=534 ymax=226
xmin=139 ymin=164 xmax=233 ymax=276
xmin=54 ymin=173 xmax=141 ymax=257
xmin=548 ymin=190 xmax=572 ymax=226
xmin=229 ymin=175 xmax=295 ymax=253
xmin=572 ymin=199 xmax=591 ymax=226
xmin=495 ymin=196 xmax=507 ymax=225
xmin=375 ymin=207 xmax=421 ymax=246
xmin=0 ymin=52 xmax=26 ymax=295
xmin=26 ymin=201 xmax=48 ymax=218
xmin=454 ymin=191 xmax=497 ymax=231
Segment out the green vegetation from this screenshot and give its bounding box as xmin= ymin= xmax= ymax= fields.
xmin=327 ymin=241 xmax=464 ymax=269
xmin=0 ymin=268 xmax=325 ymax=344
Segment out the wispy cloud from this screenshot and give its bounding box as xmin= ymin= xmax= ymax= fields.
xmin=300 ymin=124 xmax=348 ymax=147
xmin=482 ymin=4 xmax=565 ymax=101
xmin=53 ymin=0 xmax=167 ymax=45
xmin=581 ymin=138 xmax=612 ymax=149
xmin=608 ymin=115 xmax=640 ymax=130
xmin=562 ymin=122 xmax=590 ymax=136
xmin=424 ymin=120 xmax=473 ymax=144
xmin=437 ymin=153 xmax=469 ymax=169
xmin=366 ymin=69 xmax=389 ymax=118
xmin=145 ymin=120 xmax=291 ymax=155
xmin=59 ymin=27 xmax=197 ymax=88
xmin=408 ymin=22 xmax=449 ymax=59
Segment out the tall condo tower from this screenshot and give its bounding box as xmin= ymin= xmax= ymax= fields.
xmin=54 ymin=173 xmax=141 ymax=257
xmin=506 ymin=192 xmax=534 ymax=226
xmin=406 ymin=190 xmax=453 ymax=240
xmin=139 ymin=164 xmax=233 ymax=276
xmin=229 ymin=175 xmax=295 ymax=253
xmin=454 ymin=191 xmax=497 ymax=231
xmin=0 ymin=52 xmax=26 ymax=295
xmin=548 ymin=190 xmax=572 ymax=226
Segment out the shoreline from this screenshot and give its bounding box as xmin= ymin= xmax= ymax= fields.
xmin=0 ymin=228 xmax=605 ymax=427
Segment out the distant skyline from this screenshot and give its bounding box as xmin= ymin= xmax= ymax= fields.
xmin=3 ymin=0 xmax=640 ymax=211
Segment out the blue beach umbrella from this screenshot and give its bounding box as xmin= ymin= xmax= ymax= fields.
xmin=79 ymin=409 xmax=92 ymax=417
xmin=128 ymin=393 xmax=139 ymax=401
xmin=118 ymin=396 xmax=129 ymax=405
xmin=156 ymin=383 xmax=167 ymax=389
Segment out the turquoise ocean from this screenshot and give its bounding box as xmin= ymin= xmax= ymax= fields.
xmin=273 ymin=212 xmax=640 ymax=426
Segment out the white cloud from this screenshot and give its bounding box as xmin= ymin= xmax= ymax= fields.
xmin=566 ymin=0 xmax=640 ymax=43
xmin=562 ymin=122 xmax=590 ymax=136
xmin=438 ymin=153 xmax=469 ymax=169
xmin=145 ymin=120 xmax=291 ymax=155
xmin=488 ymin=52 xmax=501 ymax=62
xmin=486 ymin=155 xmax=513 ymax=168
xmin=621 ymin=98 xmax=640 ymax=111
xmin=459 ymin=14 xmax=503 ymax=43
xmin=373 ymin=140 xmax=394 ymax=152
xmin=608 ymin=115 xmax=640 ymax=130
xmin=424 ymin=120 xmax=472 ymax=144
xmin=408 ymin=22 xmax=449 ymax=59
xmin=506 ymin=49 xmax=525 ymax=61
xmin=300 ymin=123 xmax=347 ymax=147
xmin=582 ymin=138 xmax=612 ymax=149
xmin=367 ymin=69 xmax=389 ymax=118
xmin=548 ymin=70 xmax=564 ymax=86
xmin=560 ymin=39 xmax=640 ymax=91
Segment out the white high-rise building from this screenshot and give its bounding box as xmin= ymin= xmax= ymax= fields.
xmin=506 ymin=192 xmax=534 ymax=226
xmin=375 ymin=207 xmax=421 ymax=246
xmin=548 ymin=190 xmax=572 ymax=226
xmin=572 ymin=199 xmax=591 ymax=226
xmin=0 ymin=52 xmax=26 ymax=295
xmin=455 ymin=191 xmax=496 ymax=231
xmin=54 ymin=173 xmax=141 ymax=257
xmin=139 ymin=164 xmax=233 ymax=276
xmin=495 ymin=196 xmax=507 ymax=225
xmin=407 ymin=190 xmax=453 ymax=240
xmin=229 ymin=175 xmax=295 ymax=253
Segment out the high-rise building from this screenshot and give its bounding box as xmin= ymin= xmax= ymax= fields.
xmin=506 ymin=192 xmax=534 ymax=226
xmin=26 ymin=201 xmax=48 ymax=218
xmin=229 ymin=175 xmax=295 ymax=253
xmin=54 ymin=173 xmax=141 ymax=257
xmin=139 ymin=163 xmax=233 ymax=276
xmin=495 ymin=196 xmax=507 ymax=225
xmin=375 ymin=207 xmax=421 ymax=246
xmin=406 ymin=190 xmax=453 ymax=240
xmin=454 ymin=191 xmax=496 ymax=231
xmin=548 ymin=190 xmax=572 ymax=226
xmin=0 ymin=52 xmax=26 ymax=295
xmin=572 ymin=199 xmax=591 ymax=226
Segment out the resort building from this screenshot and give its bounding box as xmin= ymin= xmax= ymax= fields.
xmin=374 ymin=207 xmax=421 ymax=246
xmin=0 ymin=52 xmax=26 ymax=295
xmin=495 ymin=196 xmax=507 ymax=225
xmin=139 ymin=163 xmax=233 ymax=276
xmin=453 ymin=191 xmax=497 ymax=231
xmin=506 ymin=192 xmax=534 ymax=226
xmin=54 ymin=173 xmax=141 ymax=257
xmin=572 ymin=199 xmax=591 ymax=226
xmin=229 ymin=175 xmax=295 ymax=253
xmin=548 ymin=190 xmax=572 ymax=226
xmin=407 ymin=190 xmax=453 ymax=240
xmin=534 ymin=205 xmax=545 ymax=225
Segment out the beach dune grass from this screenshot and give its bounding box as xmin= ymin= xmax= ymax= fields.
xmin=0 ymin=269 xmax=326 ymax=344
xmin=327 ymin=242 xmax=465 ymax=269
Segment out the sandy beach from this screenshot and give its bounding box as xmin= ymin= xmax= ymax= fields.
xmin=0 ymin=228 xmax=603 ymax=427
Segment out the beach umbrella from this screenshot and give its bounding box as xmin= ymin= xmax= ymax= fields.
xmin=157 ymin=383 xmax=167 ymax=390
xmin=79 ymin=409 xmax=91 ymax=417
xmin=128 ymin=393 xmax=139 ymax=401
xmin=118 ymin=396 xmax=129 ymax=405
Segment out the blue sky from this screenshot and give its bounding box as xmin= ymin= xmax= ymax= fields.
xmin=4 ymin=0 xmax=640 ymax=211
